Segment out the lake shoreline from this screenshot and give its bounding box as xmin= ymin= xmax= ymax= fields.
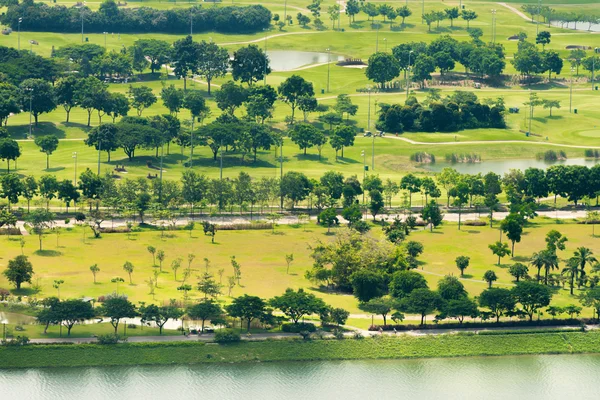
xmin=2 ymin=331 xmax=600 ymax=370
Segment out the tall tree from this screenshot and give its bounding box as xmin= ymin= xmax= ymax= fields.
xmin=197 ymin=41 xmax=229 ymax=95
xmin=278 ymin=75 xmax=314 ymax=124
xmin=34 ymin=135 xmax=59 ymax=170
xmin=231 ymin=44 xmax=271 ymax=86
xmin=20 ymin=79 xmax=57 ymax=126
xmin=172 ymin=35 xmax=200 ymax=90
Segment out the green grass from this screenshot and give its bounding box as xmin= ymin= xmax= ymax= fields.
xmin=1 ymin=218 xmax=599 ymax=317
xmin=2 ymin=330 xmax=600 ymax=369
xmin=2 ymin=321 xmax=180 ymax=339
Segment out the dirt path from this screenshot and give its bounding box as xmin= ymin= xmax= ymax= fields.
xmin=385 ymin=135 xmax=600 ymax=149
xmin=497 ymin=2 xmax=531 ymax=22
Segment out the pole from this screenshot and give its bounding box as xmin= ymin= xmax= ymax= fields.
xmin=264 ymin=29 xmax=268 ymax=85
xmin=104 ymin=32 xmax=107 ymax=49
xmin=406 ymin=51 xmax=413 ymax=99
xmin=570 ymin=68 xmax=574 ymax=112
xmin=190 ymin=11 xmax=193 ymax=36
xmin=367 ymin=88 xmax=371 ymax=133
xmin=189 ymin=118 xmax=194 ymax=167
xmin=18 ymin=19 xmax=21 ymax=51
xmin=384 ymin=38 xmax=387 ymax=53
xmin=81 ymin=10 xmax=84 ymax=43
xmin=284 ymin=0 xmax=287 ymax=23
xmin=422 ymin=0 xmax=425 ymax=21
xmin=279 ymin=140 xmax=283 ymax=209
xmin=528 ymin=90 xmax=533 ymax=135
xmin=361 ymin=150 xmax=366 ymax=206
xmin=97 ymin=139 xmax=101 ymax=175
xmin=28 ymin=90 xmax=32 ymax=139
xmin=73 ymin=152 xmax=78 ymax=184
xmin=536 ymin=0 xmax=541 ymax=35
xmin=326 ymin=47 xmax=331 ymax=93
xmin=592 ymin=48 xmax=598 ymax=91
xmin=159 ymin=143 xmax=164 ymax=203
xmin=372 ymin=100 xmax=377 ymax=171
xmin=375 ymin=25 xmax=379 ymax=52
xmin=219 ymin=141 xmax=223 ymax=180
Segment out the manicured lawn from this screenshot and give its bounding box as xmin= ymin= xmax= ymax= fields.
xmin=2 ymin=321 xmax=180 ymax=339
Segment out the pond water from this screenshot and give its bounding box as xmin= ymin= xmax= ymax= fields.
xmin=550 ymin=20 xmax=600 ymax=33
xmin=0 ymin=312 xmax=36 ymax=325
xmin=419 ymin=158 xmax=600 ymax=175
xmin=1 ymin=355 xmax=600 ymax=399
xmin=267 ymin=50 xmax=344 ymax=71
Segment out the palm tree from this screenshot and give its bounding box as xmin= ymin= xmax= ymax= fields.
xmin=532 ymin=249 xmax=559 ymax=285
xmin=562 ymin=257 xmax=584 ymax=295
xmin=530 ymin=251 xmax=545 ymax=282
xmin=572 ymin=247 xmax=597 ymax=279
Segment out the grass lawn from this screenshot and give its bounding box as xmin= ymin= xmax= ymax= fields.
xmin=2 ymin=321 xmax=180 ymax=339
xmin=0 ymin=218 xmax=598 ymax=317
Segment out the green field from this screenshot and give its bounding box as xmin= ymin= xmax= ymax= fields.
xmin=2 ymin=330 xmax=600 ymax=369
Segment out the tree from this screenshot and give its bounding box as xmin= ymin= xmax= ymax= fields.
xmin=105 ymin=92 xmax=130 ymax=123
xmin=25 ymin=208 xmax=55 ymax=251
xmin=536 ymin=31 xmax=551 ymax=49
xmin=412 ymin=54 xmax=436 ymax=88
xmin=489 ymin=241 xmax=511 ymax=265
xmin=542 ymin=99 xmax=561 ymax=116
xmin=128 ymin=86 xmax=156 ymax=116
xmin=568 ymin=49 xmax=586 ymax=75
xmin=437 ymin=275 xmax=467 ymax=301
xmin=3 ymin=255 xmax=33 ymax=290
xmin=183 ymin=90 xmax=210 ymax=122
xmin=231 ymin=45 xmax=271 ymax=86
xmin=365 ymin=52 xmax=400 ymax=88
xmin=197 ymin=272 xmax=221 ymax=299
xmin=461 ymin=9 xmax=478 ymax=28
xmin=500 ymin=213 xmax=524 ymax=256
xmin=509 ymin=263 xmax=529 ymax=282
xmin=34 ymin=136 xmax=59 ymax=170
xmin=445 ymin=298 xmax=478 ymax=324
xmin=579 ymin=287 xmax=600 ymax=320
xmin=122 ymin=261 xmax=134 ymax=284
xmin=75 ymin=77 xmax=109 ymax=126
xmin=195 ymin=41 xmax=230 ymax=95
xmin=226 ymin=294 xmax=267 ymax=331
xmin=0 ymin=138 xmax=20 ymax=173
xmin=543 ymin=50 xmax=563 ymax=80
xmin=512 ymin=281 xmax=552 ymax=321
xmin=98 ymin=295 xmax=137 ymax=333
xmin=133 ymin=39 xmax=172 ymax=75
xmin=90 ymin=264 xmax=100 ymax=283
xmin=449 ymin=182 xmax=469 ymax=230
xmin=433 ymin=51 xmax=455 ymax=76
xmin=20 ymin=79 xmax=57 ymax=126
xmin=421 ymin=201 xmax=443 ymax=232
xmin=455 ymin=256 xmax=470 ymax=277
xmin=161 ymin=85 xmax=184 ymax=115
xmin=58 ymin=180 xmax=80 ymax=212
xmin=0 ymin=173 xmax=23 ymax=209
xmin=444 ymin=7 xmax=459 ymax=27
xmin=57 ymin=299 xmax=95 ymax=336
xmin=280 ymin=171 xmax=312 ymax=207
xmin=328 ymin=4 xmax=340 ymax=29
xmin=269 ymin=288 xmax=326 ymax=324
xmin=478 ymin=288 xmax=515 ymax=322
xmin=398 ymin=288 xmax=442 ymax=325
xmin=139 ymin=304 xmax=183 ymax=335
xmin=297 ymin=13 xmax=311 ymax=27
xmin=572 ymin=247 xmax=596 ymax=278
xmin=187 ymin=300 xmax=223 ymax=333
xmin=172 ymin=35 xmax=200 ymax=90
xmin=319 ymin=208 xmax=338 ymax=233
xmin=397 ymin=5 xmax=412 ymax=25
xmin=278 ymin=75 xmax=314 ymax=124
xmin=54 ymin=76 xmax=80 ymax=123
xmin=399 ymin=174 xmax=421 ymax=207
xmin=85 ymin=124 xmax=119 ymax=162
xmin=512 ymin=44 xmax=544 ymax=80
xmin=369 ymin=189 xmax=385 ymax=221
xmin=346 ymin=0 xmax=360 ymax=22
xmin=350 ymin=270 xmax=387 ymax=302
xmin=483 ymin=270 xmax=497 ymax=288
xmin=214 ymin=81 xmax=246 ymax=116
xmin=562 ymin=257 xmax=583 ymax=295
xmin=389 ymin=270 xmax=428 ymax=299
xmin=359 ymin=296 xmax=395 ymax=326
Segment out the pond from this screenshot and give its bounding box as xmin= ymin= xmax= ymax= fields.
xmin=419 ymin=158 xmax=600 ymax=175
xmin=267 ymin=50 xmax=344 ymax=71
xmin=550 ymin=20 xmax=600 ymax=33
xmin=0 ymin=312 xmax=36 ymax=325
xmin=1 ymin=355 xmax=599 ymax=399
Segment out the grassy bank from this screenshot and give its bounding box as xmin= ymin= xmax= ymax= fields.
xmin=2 ymin=331 xmax=600 ymax=369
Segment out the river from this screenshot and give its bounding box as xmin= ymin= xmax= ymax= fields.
xmin=1 ymin=355 xmax=599 ymax=399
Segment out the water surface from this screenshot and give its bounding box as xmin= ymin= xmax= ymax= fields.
xmin=1 ymin=355 xmax=599 ymax=400
xmin=267 ymin=50 xmax=344 ymax=71
xmin=420 ymin=158 xmax=600 ymax=175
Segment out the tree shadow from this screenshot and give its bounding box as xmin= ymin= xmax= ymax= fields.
xmin=34 ymin=249 xmax=62 ymax=257
xmin=45 ymin=167 xmax=65 ymax=173
xmin=11 ymin=287 xmax=39 ymax=296
xmin=465 ymin=230 xmax=481 ymax=234
xmin=512 ymin=256 xmax=530 ymax=262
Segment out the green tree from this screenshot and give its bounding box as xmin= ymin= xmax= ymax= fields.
xmin=98 ymin=295 xmax=137 ymax=333
xmin=270 ymin=288 xmax=326 ymax=324
xmin=444 ymin=7 xmax=459 ymax=27
xmin=85 ymin=124 xmax=119 ymax=162
xmin=214 ymin=82 xmax=246 ymax=116
xmin=133 ymin=39 xmax=172 ymax=75
xmin=57 ymin=299 xmax=96 ymax=336
xmin=421 ymin=200 xmax=443 ymax=232
xmin=226 ymin=294 xmax=267 ymax=332
xmin=161 ymin=85 xmax=185 ymax=115
xmin=3 ymin=255 xmax=34 ymax=290
xmin=75 ymin=76 xmax=109 ymax=126
xmin=280 ymin=171 xmax=312 ymax=207
xmin=500 ymin=213 xmax=524 ymax=256
xmin=122 ymin=261 xmax=134 ymax=284
xmin=351 ymin=270 xmax=387 ymax=302
xmin=399 ymin=174 xmax=421 ymax=207
xmin=319 ymin=208 xmax=338 ymax=233
xmin=389 ymin=270 xmax=428 ymax=299
xmin=231 ymin=44 xmax=271 ymax=86
xmin=461 ymin=9 xmax=478 ymax=28
xmin=54 ymin=76 xmax=80 ymax=123
xmin=139 ymin=304 xmax=183 ymax=335
xmin=128 ymin=86 xmax=157 ymax=116
xmin=278 ymin=75 xmax=314 ymax=124
xmin=509 ymin=263 xmax=529 ymax=282
xmin=0 ymin=138 xmax=20 ymax=173
xmin=365 ymin=52 xmax=400 ymax=88
xmin=536 ymin=31 xmax=551 ymax=49
xmin=562 ymin=257 xmax=583 ymax=295
xmin=25 ymin=208 xmax=55 ymax=250
xmin=90 ymin=264 xmax=100 ymax=284
xmin=187 ymin=300 xmax=223 ymax=333
xmin=455 ymin=255 xmax=470 ymax=277
xmin=478 ymin=288 xmax=515 ymax=322
xmin=512 ymin=281 xmax=552 ymax=321
xmin=172 ymin=35 xmax=200 ymax=90
xmin=34 ymin=136 xmax=59 ymax=170
xmin=358 ymin=296 xmax=396 ymax=326
xmin=20 ymin=78 xmax=57 ymax=126
xmin=369 ymin=189 xmax=385 ymax=221
xmin=489 ymin=241 xmax=511 ymax=265
xmin=445 ymin=297 xmax=478 ymax=324
xmin=483 ymin=270 xmax=498 ymax=288
xmin=398 ymin=288 xmax=442 ymax=325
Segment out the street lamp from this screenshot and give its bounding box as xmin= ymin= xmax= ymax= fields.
xmin=536 ymin=0 xmax=542 ymax=35
xmin=29 ymin=39 xmax=38 ymax=54
xmin=422 ymin=0 xmax=425 ymax=21
xmin=491 ymin=10 xmax=497 ymax=44
xmin=263 ymin=28 xmax=268 ymax=85
xmin=190 ymin=10 xmax=194 ymax=36
xmin=592 ymin=47 xmax=599 ymax=91
xmin=18 ymin=18 xmax=22 ymax=51
xmin=279 ymin=138 xmax=284 ymax=209
xmin=406 ymin=50 xmax=414 ymax=99
xmin=103 ymin=32 xmax=108 ymax=49
xmin=375 ymin=25 xmax=379 ymax=52
xmin=366 ymin=86 xmax=372 ymax=133
xmin=326 ymin=47 xmax=331 ymax=93
xmin=383 ymin=38 xmax=387 ymax=52
xmin=189 ymin=117 xmax=195 ymax=167
xmin=361 ymin=149 xmax=366 ymax=205
xmin=80 ymin=2 xmax=87 ymax=43
xmin=72 ymin=152 xmax=78 ymax=184
xmin=372 ymin=100 xmax=377 ymax=171
xmin=528 ymin=89 xmax=533 ymax=135
xmin=25 ymin=87 xmax=33 ymax=139
xmin=570 ymin=67 xmax=575 ymax=113
xmin=2 ymin=320 xmax=7 ymax=341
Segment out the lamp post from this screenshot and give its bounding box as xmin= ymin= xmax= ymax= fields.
xmin=72 ymin=152 xmax=78 ymax=184
xmin=18 ymin=18 xmax=22 ymax=51
xmin=422 ymin=0 xmax=425 ymax=22
xmin=103 ymin=31 xmax=108 ymax=49
xmin=159 ymin=143 xmax=164 ymax=203
xmin=406 ymin=50 xmax=413 ymax=99
xmin=279 ymin=138 xmax=284 ymax=209
xmin=528 ymin=89 xmax=533 ymax=135
xmin=25 ymin=87 xmax=33 ymax=139
xmin=491 ymin=10 xmax=497 ymax=44
xmin=361 ymin=150 xmax=366 ymax=205
xmin=366 ymin=86 xmax=372 ymax=133
xmin=372 ymin=100 xmax=377 ymax=171
xmin=326 ymin=47 xmax=331 ymax=93
xmin=375 ymin=25 xmax=379 ymax=52
xmin=263 ymin=28 xmax=268 ymax=85
xmin=569 ymin=67 xmax=575 ymax=113
xmin=2 ymin=320 xmax=6 ymax=341
xmin=536 ymin=0 xmax=542 ymax=35
xmin=97 ymin=139 xmax=101 ymax=175
xmin=592 ymin=47 xmax=599 ymax=91
xmin=383 ymin=38 xmax=387 ymax=52
xmin=284 ymin=0 xmax=287 ymax=24
xmin=189 ymin=117 xmax=195 ymax=167
xmin=190 ymin=10 xmax=194 ymax=36
xmin=80 ymin=2 xmax=86 ymax=43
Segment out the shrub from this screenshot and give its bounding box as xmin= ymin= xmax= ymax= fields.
xmin=2 ymin=335 xmax=29 ymax=346
xmin=0 ymin=288 xmax=9 ymax=301
xmin=214 ymin=329 xmax=241 ymax=343
xmin=464 ymin=220 xmax=487 ymax=226
xmin=536 ymin=150 xmax=566 ymax=161
xmin=333 ymin=329 xmax=345 ymax=340
xmin=410 ymin=152 xmax=435 ymax=163
xmin=282 ymin=322 xmax=317 ymax=333
xmin=445 ymin=153 xmax=481 ymax=163
xmin=96 ymin=334 xmax=123 ymax=345
xmin=584 ymin=149 xmax=600 ymax=158
xmin=299 ymin=330 xmax=312 ymax=340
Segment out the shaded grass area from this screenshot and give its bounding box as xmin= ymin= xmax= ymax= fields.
xmin=3 ymin=322 xmax=180 ymax=339
xmin=2 ymin=331 xmax=600 ymax=369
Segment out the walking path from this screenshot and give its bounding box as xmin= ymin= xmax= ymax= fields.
xmin=497 ymin=2 xmax=531 ymax=22
xmin=385 ymin=135 xmax=600 ymax=149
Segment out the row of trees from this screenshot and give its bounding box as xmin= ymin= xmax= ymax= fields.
xmin=366 ymin=34 xmax=506 ymax=88
xmin=376 ymin=91 xmax=506 ymax=133
xmin=521 ymin=4 xmax=600 ymax=31
xmin=4 ymin=0 xmax=271 ymax=34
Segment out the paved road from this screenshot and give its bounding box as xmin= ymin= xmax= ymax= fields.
xmin=385 ymin=135 xmax=600 ymax=149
